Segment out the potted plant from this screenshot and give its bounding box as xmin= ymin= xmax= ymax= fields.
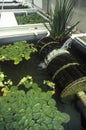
xmin=36 ymin=0 xmax=79 ymax=58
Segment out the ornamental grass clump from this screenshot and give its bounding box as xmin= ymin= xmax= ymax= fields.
xmin=36 ymin=0 xmax=79 ymax=58
xmin=0 ymin=74 xmax=70 ymax=130
xmin=45 ymin=0 xmax=79 ymax=42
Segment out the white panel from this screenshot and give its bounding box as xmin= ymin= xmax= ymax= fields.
xmin=0 ymin=12 xmax=18 ymax=27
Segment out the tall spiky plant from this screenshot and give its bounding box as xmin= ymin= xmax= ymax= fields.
xmin=45 ymin=0 xmax=79 ymax=41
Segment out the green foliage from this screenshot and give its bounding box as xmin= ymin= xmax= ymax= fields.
xmin=0 ymin=72 xmax=12 ymax=87
xmin=18 ymin=75 xmax=33 ymax=88
xmin=44 ymin=0 xmax=79 ymax=41
xmin=0 ymin=41 xmax=37 ymax=64
xmin=0 ymin=74 xmax=70 ymax=130
xmin=43 ymin=80 xmax=55 ymax=89
xmin=16 ymin=13 xmax=47 ymax=25
xmin=0 ymin=72 xmax=13 ymax=96
xmin=0 ymin=72 xmax=5 ymax=87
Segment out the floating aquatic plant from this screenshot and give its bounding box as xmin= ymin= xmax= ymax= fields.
xmin=0 ymin=41 xmax=37 ymax=64
xmin=0 ymin=73 xmax=70 ymax=130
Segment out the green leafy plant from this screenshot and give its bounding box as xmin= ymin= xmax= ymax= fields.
xmin=44 ymin=0 xmax=79 ymax=41
xmin=0 ymin=74 xmax=70 ymax=130
xmin=0 ymin=41 xmax=37 ymax=64
xmin=16 ymin=13 xmax=47 ymax=25
xmin=43 ymin=80 xmax=55 ymax=94
xmin=0 ymin=72 xmax=13 ymax=96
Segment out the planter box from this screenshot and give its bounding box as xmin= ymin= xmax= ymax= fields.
xmin=15 ymin=12 xmax=48 ymax=25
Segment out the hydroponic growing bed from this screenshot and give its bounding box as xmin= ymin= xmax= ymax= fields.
xmin=0 ymin=0 xmax=86 ymax=129
xmin=0 ymin=41 xmax=86 ymax=130
xmin=15 ymin=13 xmax=48 ymax=25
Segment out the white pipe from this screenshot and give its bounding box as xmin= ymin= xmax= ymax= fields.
xmin=71 ymin=33 xmax=86 ymax=39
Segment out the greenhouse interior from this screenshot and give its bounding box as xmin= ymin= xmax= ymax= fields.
xmin=0 ymin=0 xmax=86 ymax=130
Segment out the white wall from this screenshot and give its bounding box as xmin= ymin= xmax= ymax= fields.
xmin=49 ymin=0 xmax=56 ymax=14
xmin=46 ymin=0 xmax=86 ymax=32
xmin=34 ymin=0 xmax=42 ymax=9
xmin=71 ymin=0 xmax=86 ymax=32
xmin=42 ymin=0 xmax=55 ymax=14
